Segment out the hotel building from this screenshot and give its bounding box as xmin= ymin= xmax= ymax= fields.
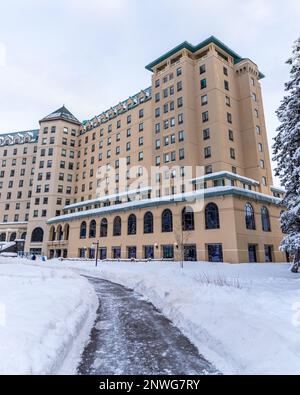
xmin=0 ymin=36 xmax=286 ymax=263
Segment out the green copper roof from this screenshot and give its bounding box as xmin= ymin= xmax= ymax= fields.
xmin=40 ymin=105 xmax=81 ymax=125
xmin=145 ymin=35 xmax=265 ymax=79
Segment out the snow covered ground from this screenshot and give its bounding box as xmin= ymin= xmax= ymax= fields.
xmin=0 ymin=256 xmax=299 ymax=375
xmin=45 ymin=259 xmax=300 ymax=375
xmin=0 ymin=258 xmax=98 ymax=375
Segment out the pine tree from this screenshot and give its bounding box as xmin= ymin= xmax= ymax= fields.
xmin=273 ymin=37 xmax=300 ymax=273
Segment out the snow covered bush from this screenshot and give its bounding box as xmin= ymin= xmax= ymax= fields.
xmin=273 ymin=37 xmax=300 ymax=272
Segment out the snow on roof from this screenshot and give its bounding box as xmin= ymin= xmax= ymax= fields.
xmin=40 ymin=105 xmax=81 ymax=125
xmin=82 ymin=87 xmax=152 ymax=132
xmin=0 ymin=130 xmax=39 ymax=147
xmin=270 ymin=186 xmax=285 ymax=193
xmin=191 ymin=171 xmax=260 ymax=186
xmin=48 ymin=186 xmax=281 ymax=224
xmin=0 ymin=222 xmax=28 ymax=226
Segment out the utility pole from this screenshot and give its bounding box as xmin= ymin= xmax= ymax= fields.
xmin=94 ymin=241 xmax=100 ymax=267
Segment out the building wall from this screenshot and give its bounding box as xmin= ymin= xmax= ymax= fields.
xmin=25 ymin=120 xmax=80 ymax=255
xmin=47 ymin=196 xmax=286 ymax=263
xmin=0 ymin=37 xmax=286 ymax=262
xmin=0 ymin=133 xmax=38 ymax=242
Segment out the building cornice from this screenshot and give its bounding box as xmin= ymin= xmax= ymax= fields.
xmin=47 ymin=186 xmax=282 ymax=225
xmin=145 ymin=35 xmax=264 ymax=79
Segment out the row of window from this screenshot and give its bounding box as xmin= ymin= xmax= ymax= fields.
xmin=43 ymin=126 xmax=76 ymax=136
xmin=78 ymin=243 xmax=223 ymax=262
xmin=1 ymin=146 xmax=36 ymax=156
xmin=78 ymin=205 xmax=219 ymax=240
xmin=154 ymin=66 xmax=182 ymax=88
xmin=76 ymin=202 xmax=272 ymax=240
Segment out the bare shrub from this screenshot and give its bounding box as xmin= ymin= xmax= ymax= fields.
xmin=195 ymin=272 xmax=242 ymax=289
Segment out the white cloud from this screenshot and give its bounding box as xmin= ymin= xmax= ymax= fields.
xmin=66 ymin=0 xmax=130 ymax=18
xmin=0 ymin=43 xmax=6 ymax=67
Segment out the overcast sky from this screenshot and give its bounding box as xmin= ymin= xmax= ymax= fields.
xmin=0 ymin=0 xmax=299 ymax=180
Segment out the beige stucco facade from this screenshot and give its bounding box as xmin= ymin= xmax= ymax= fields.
xmin=0 ymin=36 xmax=287 ymax=263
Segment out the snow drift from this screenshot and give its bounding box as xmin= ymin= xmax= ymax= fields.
xmin=0 ymin=261 xmax=98 ymax=375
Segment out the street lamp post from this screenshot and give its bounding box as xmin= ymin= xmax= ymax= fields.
xmin=92 ymin=241 xmax=100 ymax=267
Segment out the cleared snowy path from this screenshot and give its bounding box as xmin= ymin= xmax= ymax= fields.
xmin=77 ymin=277 xmax=217 ymax=375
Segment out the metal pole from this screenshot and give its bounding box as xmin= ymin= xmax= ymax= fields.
xmin=95 ymin=241 xmax=99 ymax=267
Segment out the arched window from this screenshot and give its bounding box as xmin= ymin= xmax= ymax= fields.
xmin=245 ymin=203 xmax=256 ymax=230
xmin=205 ymin=203 xmax=220 ymax=229
xmin=128 ymin=214 xmax=137 ymax=235
xmin=21 ymin=232 xmax=27 ymax=240
xmin=162 ymin=209 xmax=173 ymax=232
xmin=89 ymin=220 xmax=96 ymax=238
xmin=182 ymin=207 xmax=195 ymax=231
xmin=100 ymin=218 xmax=108 ymax=237
xmin=49 ymin=226 xmax=56 ymax=241
xmin=9 ymin=232 xmax=16 ymax=242
xmin=113 ymin=216 xmax=122 ymax=236
xmin=80 ymin=222 xmax=87 ymax=239
xmin=144 ymin=212 xmax=153 ymax=234
xmin=57 ymin=225 xmax=63 ymax=241
xmin=0 ymin=233 xmax=6 ymax=242
xmin=261 ymin=206 xmax=271 ymax=232
xmin=31 ymin=227 xmax=44 ymax=243
xmin=64 ymin=224 xmax=70 ymax=241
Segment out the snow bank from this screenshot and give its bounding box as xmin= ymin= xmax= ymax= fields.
xmin=0 ymin=259 xmax=98 ymax=375
xmin=48 ymin=259 xmax=300 ymax=375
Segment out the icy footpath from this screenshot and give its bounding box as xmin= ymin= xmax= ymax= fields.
xmin=49 ymin=259 xmax=300 ymax=375
xmin=0 ymin=260 xmax=98 ymax=375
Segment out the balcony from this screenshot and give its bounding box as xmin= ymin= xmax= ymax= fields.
xmin=47 ymin=240 xmax=69 ymax=248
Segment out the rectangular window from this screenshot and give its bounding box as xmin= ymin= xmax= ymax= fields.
xmin=230 ymin=148 xmax=236 ymax=159
xmin=224 ymin=80 xmax=229 ymax=91
xmin=200 ymin=78 xmax=207 ymax=89
xmin=207 ymin=244 xmax=223 ymax=262
xmin=203 ymin=128 xmax=210 ymax=140
xmin=199 ymin=64 xmax=206 ymax=74
xmin=162 ymin=245 xmax=174 ymax=259
xmin=177 ymin=81 xmax=182 ymax=92
xmin=201 ymin=94 xmax=208 ymax=106
xmin=179 ymin=148 xmax=185 ymax=160
xmin=228 ymin=129 xmax=234 ymax=141
xmin=205 ymin=165 xmax=213 ymax=174
xmin=202 ymin=111 xmax=209 ymax=123
xmin=204 ymin=146 xmax=211 ymax=158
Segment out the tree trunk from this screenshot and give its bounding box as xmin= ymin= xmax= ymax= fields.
xmin=291 ymin=250 xmax=300 ymax=273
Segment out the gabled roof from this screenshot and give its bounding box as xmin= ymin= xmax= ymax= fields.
xmin=40 ymin=105 xmax=81 ymax=125
xmin=0 ymin=129 xmax=39 ymax=146
xmin=145 ymin=35 xmax=264 ymax=79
